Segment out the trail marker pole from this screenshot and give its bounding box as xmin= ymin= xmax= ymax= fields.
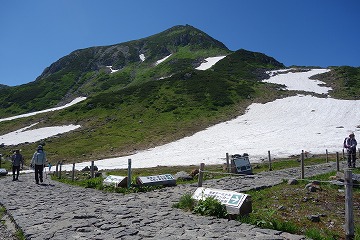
xmin=72 ymin=162 xmax=75 ymax=181
xmin=326 ymin=149 xmax=329 ymax=163
xmin=127 ymin=159 xmax=132 ymax=189
xmin=91 ymin=161 xmax=94 ymax=178
xmin=59 ymin=161 xmax=62 ymax=179
xmin=336 ymin=152 xmax=340 ymax=171
xmin=55 ymin=161 xmax=59 ymax=177
xmin=198 ymin=163 xmax=205 ymax=187
xmin=344 ymin=169 xmax=354 ymax=240
xmin=226 ymin=153 xmax=230 ymax=173
xmin=300 ymin=150 xmax=305 ymax=179
xmin=268 ymin=150 xmax=272 ymax=171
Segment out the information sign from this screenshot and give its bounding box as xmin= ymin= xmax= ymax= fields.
xmin=103 ymin=175 xmax=127 ymax=188
xmin=137 ymin=174 xmax=176 ymax=186
xmin=192 ymin=187 xmax=252 ymax=215
xmin=233 ymin=156 xmax=252 ymax=174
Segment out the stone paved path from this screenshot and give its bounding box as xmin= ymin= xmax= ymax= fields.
xmin=0 ymin=162 xmax=343 ymax=240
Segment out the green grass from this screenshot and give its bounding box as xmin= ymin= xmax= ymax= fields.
xmin=239 ymin=169 xmax=360 ymax=239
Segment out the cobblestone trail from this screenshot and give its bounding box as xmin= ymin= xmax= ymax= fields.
xmin=0 ymin=162 xmax=342 ymax=239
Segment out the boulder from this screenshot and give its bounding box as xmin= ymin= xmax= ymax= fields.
xmin=0 ymin=168 xmax=8 ymax=176
xmin=174 ymin=171 xmax=193 ymax=181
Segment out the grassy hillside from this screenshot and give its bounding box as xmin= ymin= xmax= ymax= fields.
xmin=0 ymin=49 xmax=286 ymax=165
xmin=0 ymin=25 xmax=230 ymax=118
xmin=312 ymin=66 xmax=360 ymax=99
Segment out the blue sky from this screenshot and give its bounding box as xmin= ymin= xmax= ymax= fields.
xmin=1 ymin=0 xmax=359 ymax=86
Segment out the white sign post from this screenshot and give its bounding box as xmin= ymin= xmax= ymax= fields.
xmin=192 ymin=187 xmax=252 ymax=215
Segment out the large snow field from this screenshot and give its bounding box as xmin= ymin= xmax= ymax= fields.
xmin=1 ymin=67 xmax=359 ymax=171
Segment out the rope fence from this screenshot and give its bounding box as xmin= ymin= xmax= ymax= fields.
xmin=197 ymin=149 xmax=359 ymax=240
xmin=46 ymin=148 xmax=358 ymax=239
xmin=53 ymin=160 xmax=130 ymax=181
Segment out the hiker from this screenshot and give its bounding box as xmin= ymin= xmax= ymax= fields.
xmin=11 ymin=149 xmax=24 ymax=181
xmin=344 ymin=133 xmax=357 ymax=168
xmin=31 ymin=145 xmax=47 ymax=184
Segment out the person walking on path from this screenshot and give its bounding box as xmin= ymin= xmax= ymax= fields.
xmin=11 ymin=149 xmax=23 ymax=181
xmin=344 ymin=133 xmax=357 ymax=168
xmin=31 ymin=145 xmax=47 ymax=184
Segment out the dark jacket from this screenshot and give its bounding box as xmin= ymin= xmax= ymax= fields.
xmin=344 ymin=137 xmax=357 ymax=152
xmin=11 ymin=153 xmax=24 ymax=167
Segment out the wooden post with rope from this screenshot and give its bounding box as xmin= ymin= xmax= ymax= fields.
xmin=127 ymin=159 xmax=132 ymax=189
xmin=300 ymin=150 xmax=305 ymax=179
xmin=226 ymin=153 xmax=230 ymax=173
xmin=198 ymin=163 xmax=205 ymax=187
xmin=91 ymin=161 xmax=94 ymax=178
xmin=268 ymin=150 xmax=272 ymax=171
xmin=71 ymin=162 xmax=75 ymax=181
xmin=326 ymin=149 xmax=328 ymax=163
xmin=344 ymin=169 xmax=354 ymax=240
xmin=55 ymin=161 xmax=59 ymax=177
xmin=58 ymin=161 xmax=62 ymax=179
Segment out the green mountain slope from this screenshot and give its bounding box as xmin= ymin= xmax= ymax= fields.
xmin=0 ymin=25 xmax=230 ymax=117
xmin=0 ymin=49 xmax=287 ymax=163
xmin=0 ymin=24 xmax=299 ymax=164
xmin=312 ymin=66 xmax=360 ymax=99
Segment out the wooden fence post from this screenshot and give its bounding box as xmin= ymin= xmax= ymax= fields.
xmin=326 ymin=149 xmax=329 ymax=163
xmin=226 ymin=153 xmax=230 ymax=173
xmin=58 ymin=161 xmax=62 ymax=179
xmin=343 ymin=149 xmax=345 ymax=161
xmin=344 ymin=169 xmax=354 ymax=239
xmin=336 ymin=152 xmax=340 ymax=171
xmin=198 ymin=163 xmax=205 ymax=187
xmin=127 ymin=159 xmax=132 ymax=189
xmin=0 ymin=154 xmax=2 ymax=168
xmin=268 ymin=150 xmax=272 ymax=171
xmin=55 ymin=161 xmax=59 ymax=177
xmin=72 ymin=162 xmax=75 ymax=181
xmin=300 ymin=150 xmax=305 ymax=179
xmin=91 ymin=161 xmax=94 ymax=178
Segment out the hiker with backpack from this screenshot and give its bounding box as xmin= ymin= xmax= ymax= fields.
xmin=344 ymin=133 xmax=357 ymax=168
xmin=31 ymin=145 xmax=47 ymax=184
xmin=11 ymin=149 xmax=24 ymax=181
